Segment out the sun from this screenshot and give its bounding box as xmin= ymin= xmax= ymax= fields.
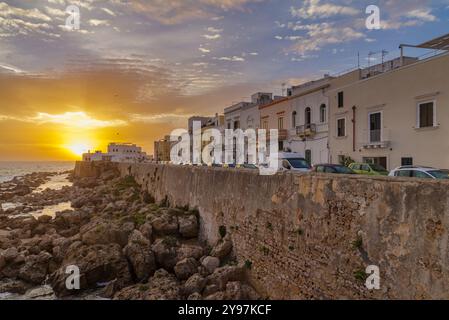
xmin=66 ymin=143 xmax=92 ymax=157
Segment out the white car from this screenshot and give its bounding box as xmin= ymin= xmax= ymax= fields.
xmin=278 ymin=152 xmax=311 ymax=172
xmin=388 ymin=166 xmax=449 ymax=180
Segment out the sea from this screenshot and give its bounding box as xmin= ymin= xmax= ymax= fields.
xmin=0 ymin=161 xmax=75 ymax=183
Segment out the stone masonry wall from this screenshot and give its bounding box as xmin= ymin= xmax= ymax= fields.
xmin=75 ymin=161 xmax=449 ymax=299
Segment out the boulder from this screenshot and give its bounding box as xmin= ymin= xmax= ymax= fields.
xmin=204 ymin=291 xmax=226 ymax=300
xmin=37 ymin=215 xmax=52 ymax=224
xmin=151 ymin=214 xmax=178 ymax=236
xmin=123 ymin=230 xmax=156 ymax=281
xmin=183 ymin=273 xmax=207 ymax=296
xmin=0 ymin=279 xmax=32 ymax=294
xmin=187 ymin=292 xmax=202 ymax=300
xmin=202 ymin=256 xmax=220 ymax=274
xmin=151 ymin=238 xmax=179 ymax=270
xmin=207 ymin=265 xmax=245 ymax=290
xmin=178 ymin=215 xmax=198 ymax=238
xmin=50 ymin=243 xmax=132 ymax=297
xmin=174 ymin=258 xmax=198 ymax=280
xmin=115 ymin=269 xmax=182 ymax=300
xmin=224 ymin=281 xmax=243 ymax=300
xmin=145 ymin=269 xmax=181 ymax=300
xmin=139 ymin=222 xmax=153 ymax=242
xmin=210 ymin=235 xmax=233 ymax=259
xmin=18 ymin=251 xmax=52 ymax=284
xmin=80 ymin=218 xmax=133 ymax=247
xmin=176 ymin=244 xmax=204 ymax=261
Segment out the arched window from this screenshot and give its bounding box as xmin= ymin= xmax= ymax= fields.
xmin=320 ymin=104 xmax=326 ymax=123
xmin=292 ymin=111 xmax=297 ymax=128
xmin=305 ymin=107 xmax=311 ymax=128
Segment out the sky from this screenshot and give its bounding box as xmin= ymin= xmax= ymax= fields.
xmin=0 ymin=0 xmax=448 ymax=160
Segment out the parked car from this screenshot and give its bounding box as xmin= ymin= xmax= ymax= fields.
xmin=348 ymin=163 xmax=389 ymax=176
xmin=388 ymin=166 xmax=449 ymax=179
xmin=312 ymin=164 xmax=356 ymax=174
xmin=278 ymin=152 xmax=311 ymax=172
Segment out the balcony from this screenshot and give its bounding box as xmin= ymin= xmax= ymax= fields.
xmin=362 ymin=129 xmax=390 ymax=149
xmin=264 ymin=129 xmax=288 ymax=141
xmin=296 ymin=123 xmax=317 ymax=138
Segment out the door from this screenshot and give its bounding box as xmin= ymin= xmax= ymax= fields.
xmin=305 ymin=149 xmax=312 ymax=165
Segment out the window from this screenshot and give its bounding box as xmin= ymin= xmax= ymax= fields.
xmin=305 ymin=150 xmax=312 ymax=165
xmin=320 ymin=104 xmax=326 ymax=123
xmin=413 ymin=171 xmax=432 ymax=179
xmin=292 ymin=111 xmax=297 ymax=128
xmin=278 ymin=117 xmax=284 ymax=130
xmin=361 ymin=164 xmax=370 ymax=172
xmin=337 ymin=118 xmax=346 ymax=137
xmin=369 ymin=112 xmax=381 ymax=143
xmin=401 ymin=157 xmax=413 ymax=166
xmin=395 ymin=170 xmax=412 ymax=177
xmin=338 ymin=91 xmax=344 ymax=108
xmin=262 ymin=120 xmax=268 ymax=130
xmin=305 ymin=107 xmax=311 ymax=128
xmin=227 ymin=122 xmax=231 ymax=129
xmin=418 ymin=101 xmax=435 ymax=128
xmin=234 ymin=120 xmax=240 ymax=129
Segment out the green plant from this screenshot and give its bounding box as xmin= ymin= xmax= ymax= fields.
xmin=162 ymin=236 xmax=178 ymax=248
xmin=288 ymin=245 xmax=294 ymax=251
xmin=244 ymin=260 xmax=252 ymax=270
xmin=354 ymin=269 xmax=367 ymax=282
xmin=296 ymin=228 xmax=303 ymax=236
xmin=266 ymin=222 xmax=273 ymax=231
xmin=260 ymin=246 xmax=270 ymax=256
xmin=139 ymin=284 xmax=149 ymax=292
xmin=339 ymin=156 xmax=355 ymax=167
xmin=133 ymin=213 xmax=147 ymax=227
xmin=219 ymin=225 xmax=227 ymax=238
xmin=352 ymin=236 xmax=363 ymax=249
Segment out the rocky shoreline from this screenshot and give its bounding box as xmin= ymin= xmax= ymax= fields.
xmin=0 ymin=166 xmax=259 ymax=300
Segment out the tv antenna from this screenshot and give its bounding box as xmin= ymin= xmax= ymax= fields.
xmin=368 ymin=50 xmax=388 ymax=70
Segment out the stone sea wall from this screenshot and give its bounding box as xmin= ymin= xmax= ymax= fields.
xmin=74 ymin=161 xmax=449 ymax=299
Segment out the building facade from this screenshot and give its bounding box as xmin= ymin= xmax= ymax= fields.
xmin=328 ymin=53 xmax=449 ymax=170
xmin=83 ymin=143 xmax=149 ymax=163
xmin=154 ymin=136 xmax=172 ymax=162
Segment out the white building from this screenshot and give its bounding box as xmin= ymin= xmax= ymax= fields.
xmin=82 ymin=143 xmax=149 ymax=163
xmin=287 ymin=76 xmax=333 ymax=164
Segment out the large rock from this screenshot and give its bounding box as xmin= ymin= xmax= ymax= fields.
xmin=224 ymin=281 xmax=243 ymax=300
xmin=139 ymin=222 xmax=153 ymax=242
xmin=210 ymin=235 xmax=233 ymax=259
xmin=151 ymin=214 xmax=178 ymax=236
xmin=183 ymin=273 xmax=207 ymax=296
xmin=151 ymin=238 xmax=179 ymax=270
xmin=18 ymin=251 xmax=52 ymax=284
xmin=207 ymin=265 xmax=245 ymax=290
xmin=174 ymin=258 xmax=198 ymax=280
xmin=176 ymin=244 xmax=204 ymax=261
xmin=80 ymin=219 xmax=134 ymax=247
xmin=178 ymin=215 xmax=198 ymax=238
xmin=114 ymin=269 xmax=181 ymax=300
xmin=0 ymin=279 xmax=32 ymax=294
xmin=201 ymin=256 xmax=220 ymax=274
xmin=123 ymin=230 xmax=156 ymax=281
xmin=50 ymin=243 xmax=132 ymax=297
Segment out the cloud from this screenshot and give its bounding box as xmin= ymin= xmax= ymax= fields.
xmin=129 ymin=0 xmax=262 ymax=24
xmin=215 ymin=56 xmax=245 ymax=62
xmin=130 ymin=113 xmax=192 ymax=124
xmin=406 ymin=9 xmax=437 ymax=22
xmin=0 ymin=2 xmax=51 ymax=21
xmin=207 ymin=27 xmax=223 ymax=33
xmin=101 ymin=7 xmax=117 ymax=17
xmin=89 ymin=19 xmax=110 ymax=27
xmin=289 ymin=22 xmax=364 ymax=55
xmin=199 ymin=47 xmax=211 ymax=53
xmin=290 ymin=0 xmax=358 ymax=19
xmin=30 ymin=112 xmax=127 ymax=128
xmin=203 ymin=34 xmax=221 ymax=40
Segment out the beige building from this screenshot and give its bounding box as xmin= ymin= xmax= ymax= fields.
xmin=154 ymin=135 xmax=172 ymax=162
xmin=328 ymin=52 xmax=449 ymax=170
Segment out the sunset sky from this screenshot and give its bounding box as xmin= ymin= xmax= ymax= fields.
xmin=0 ymin=0 xmax=448 ymax=160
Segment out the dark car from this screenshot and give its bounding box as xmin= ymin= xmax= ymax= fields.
xmin=312 ymin=164 xmax=356 ymax=174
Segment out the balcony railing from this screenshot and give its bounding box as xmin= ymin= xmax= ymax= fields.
xmin=296 ymin=123 xmax=317 ymax=137
xmin=370 ymin=129 xmax=381 ymax=143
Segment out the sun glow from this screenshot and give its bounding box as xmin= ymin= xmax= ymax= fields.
xmin=66 ymin=143 xmax=93 ymax=156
